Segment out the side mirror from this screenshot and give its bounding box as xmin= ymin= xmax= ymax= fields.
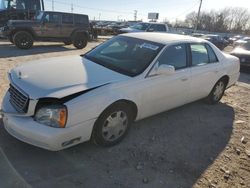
xmin=157 ymin=64 xmax=175 ymax=75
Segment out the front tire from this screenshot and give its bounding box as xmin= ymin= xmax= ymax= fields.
xmin=206 ymin=79 xmax=227 ymax=104
xmin=73 ymin=34 xmax=87 ymax=49
xmin=13 ymin=31 xmax=33 ymax=49
xmin=92 ymin=102 xmax=133 ymax=146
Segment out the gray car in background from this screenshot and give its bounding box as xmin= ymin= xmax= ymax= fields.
xmin=118 ymin=22 xmax=169 ymax=34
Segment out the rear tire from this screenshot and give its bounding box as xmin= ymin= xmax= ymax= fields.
xmin=73 ymin=33 xmax=87 ymax=49
xmin=92 ymin=102 xmax=133 ymax=147
xmin=13 ymin=31 xmax=33 ymax=49
xmin=206 ymin=79 xmax=227 ymax=104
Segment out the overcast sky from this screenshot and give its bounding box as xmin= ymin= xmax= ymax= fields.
xmin=44 ymin=0 xmax=250 ymax=21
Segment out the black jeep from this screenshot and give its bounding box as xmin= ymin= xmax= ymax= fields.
xmin=0 ymin=11 xmax=90 ymax=49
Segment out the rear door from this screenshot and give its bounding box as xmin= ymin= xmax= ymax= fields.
xmin=61 ymin=14 xmax=74 ymax=37
xmin=189 ymin=43 xmax=222 ymax=101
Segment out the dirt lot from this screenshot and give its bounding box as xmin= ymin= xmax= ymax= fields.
xmin=0 ymin=40 xmax=249 ymax=188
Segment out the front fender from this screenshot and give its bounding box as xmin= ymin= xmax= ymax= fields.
xmin=65 ymin=83 xmax=139 ymax=128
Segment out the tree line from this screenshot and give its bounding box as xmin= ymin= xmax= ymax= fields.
xmin=173 ymin=7 xmax=250 ymax=35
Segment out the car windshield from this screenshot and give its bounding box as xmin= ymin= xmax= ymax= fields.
xmin=242 ymin=42 xmax=250 ymax=50
xmin=0 ymin=0 xmax=8 ymax=9
xmin=130 ymin=23 xmax=150 ymax=31
xmin=84 ymin=36 xmax=164 ymax=77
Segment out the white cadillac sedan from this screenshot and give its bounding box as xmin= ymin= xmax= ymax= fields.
xmin=1 ymin=33 xmax=240 ymax=151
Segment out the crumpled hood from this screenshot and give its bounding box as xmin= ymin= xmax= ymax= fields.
xmin=10 ymin=56 xmax=129 ymax=99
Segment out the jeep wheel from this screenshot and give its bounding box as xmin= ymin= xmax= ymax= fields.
xmin=13 ymin=31 xmax=33 ymax=49
xmin=73 ymin=34 xmax=87 ymax=49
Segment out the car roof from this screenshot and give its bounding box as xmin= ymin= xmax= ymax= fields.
xmin=138 ymin=22 xmax=166 ymax=25
xmin=41 ymin=11 xmax=88 ymax=16
xmin=121 ymin=32 xmax=205 ymax=45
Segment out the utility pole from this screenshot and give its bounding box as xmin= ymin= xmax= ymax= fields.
xmin=71 ymin=3 xmax=74 ymax=13
xmin=134 ymin=10 xmax=137 ymax=21
xmin=99 ymin=13 xmax=101 ymax=21
xmin=52 ymin=0 xmax=54 ymax=11
xmin=195 ymin=0 xmax=203 ymax=31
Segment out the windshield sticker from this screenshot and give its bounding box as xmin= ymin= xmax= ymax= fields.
xmin=140 ymin=43 xmax=159 ymax=50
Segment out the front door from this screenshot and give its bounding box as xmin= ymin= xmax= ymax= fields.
xmin=40 ymin=12 xmax=61 ymax=38
xmin=138 ymin=43 xmax=191 ymax=119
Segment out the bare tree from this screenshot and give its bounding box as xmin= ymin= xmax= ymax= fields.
xmin=182 ymin=7 xmax=250 ymax=34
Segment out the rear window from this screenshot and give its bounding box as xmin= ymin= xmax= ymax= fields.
xmin=75 ymin=15 xmax=88 ymax=24
xmin=206 ymin=44 xmax=218 ymax=63
xmin=62 ymin=14 xmax=73 ymax=24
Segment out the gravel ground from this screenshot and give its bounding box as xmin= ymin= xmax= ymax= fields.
xmin=0 ymin=40 xmax=249 ymax=188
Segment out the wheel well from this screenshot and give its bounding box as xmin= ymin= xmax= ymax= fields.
xmin=102 ymin=100 xmax=138 ymax=121
xmin=11 ymin=29 xmax=34 ymax=38
xmin=220 ymin=75 xmax=229 ymax=87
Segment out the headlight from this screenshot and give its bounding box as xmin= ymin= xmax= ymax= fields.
xmin=34 ymin=105 xmax=67 ymax=128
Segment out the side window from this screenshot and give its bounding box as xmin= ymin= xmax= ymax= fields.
xmin=156 ymin=24 xmax=166 ymax=31
xmin=45 ymin=13 xmax=60 ymax=24
xmin=206 ymin=44 xmax=218 ymax=63
xmin=75 ymin=15 xmax=88 ymax=24
xmin=62 ymin=14 xmax=73 ymax=24
xmin=158 ymin=44 xmax=187 ymax=70
xmin=149 ymin=24 xmax=157 ymax=31
xmin=190 ymin=44 xmax=209 ymax=66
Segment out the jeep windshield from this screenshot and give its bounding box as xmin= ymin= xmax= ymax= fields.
xmin=84 ymin=36 xmax=164 ymax=77
xmin=130 ymin=23 xmax=150 ymax=31
xmin=0 ymin=0 xmax=7 ymax=10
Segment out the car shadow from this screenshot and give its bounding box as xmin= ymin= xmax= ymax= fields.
xmin=0 ymin=42 xmax=76 ymax=58
xmin=0 ymin=101 xmax=234 ymax=188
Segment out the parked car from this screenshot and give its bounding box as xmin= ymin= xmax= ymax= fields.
xmin=0 ymin=11 xmax=90 ymax=49
xmin=230 ymin=42 xmax=250 ymax=72
xmin=191 ymin=33 xmax=204 ymax=38
xmin=228 ymin=35 xmax=243 ymax=45
xmin=202 ymin=34 xmax=229 ymax=50
xmin=1 ymin=33 xmax=240 ymax=151
xmin=234 ymin=37 xmax=250 ymax=47
xmin=119 ymin=22 xmax=168 ymax=34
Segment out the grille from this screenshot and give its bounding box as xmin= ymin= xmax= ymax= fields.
xmin=9 ymin=84 xmax=29 ymax=113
